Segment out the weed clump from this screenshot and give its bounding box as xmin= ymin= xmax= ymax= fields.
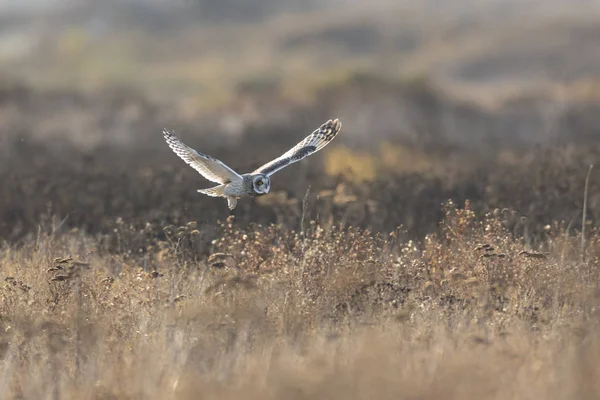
xmin=0 ymin=202 xmax=598 ymax=398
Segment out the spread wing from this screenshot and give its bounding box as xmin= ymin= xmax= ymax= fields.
xmin=252 ymin=118 xmax=341 ymax=176
xmin=163 ymin=130 xmax=242 ymax=184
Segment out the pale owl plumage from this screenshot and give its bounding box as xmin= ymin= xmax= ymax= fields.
xmin=163 ymin=118 xmax=342 ymax=210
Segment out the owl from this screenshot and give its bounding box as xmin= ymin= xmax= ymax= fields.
xmin=163 ymin=118 xmax=342 ymax=210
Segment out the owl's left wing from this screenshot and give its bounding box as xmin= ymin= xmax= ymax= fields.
xmin=252 ymin=118 xmax=341 ymax=176
xmin=163 ymin=130 xmax=243 ymax=184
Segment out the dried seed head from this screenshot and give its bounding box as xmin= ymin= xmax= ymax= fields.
xmin=519 ymin=251 xmax=547 ymax=259
xmin=174 ymin=295 xmax=186 ymax=303
xmin=208 ymin=252 xmax=234 ymax=269
xmin=101 ymin=276 xmax=115 ymax=285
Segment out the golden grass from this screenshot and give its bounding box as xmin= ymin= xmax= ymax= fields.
xmin=324 ymin=145 xmax=378 ymax=182
xmin=324 ymin=142 xmax=460 ymax=182
xmin=1 ymin=56 xmax=600 ymax=397
xmin=1 ymin=203 xmax=599 ymax=399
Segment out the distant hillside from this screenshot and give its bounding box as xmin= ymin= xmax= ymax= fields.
xmin=2 ymin=0 xmax=600 ymax=108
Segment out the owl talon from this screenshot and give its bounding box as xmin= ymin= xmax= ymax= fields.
xmin=227 ymin=196 xmax=237 ymax=210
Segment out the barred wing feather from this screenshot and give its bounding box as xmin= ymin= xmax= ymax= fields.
xmin=163 ymin=130 xmax=242 ymax=184
xmin=252 ymin=118 xmax=341 ymax=176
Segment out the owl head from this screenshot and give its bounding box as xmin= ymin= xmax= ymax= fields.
xmin=252 ymin=174 xmax=270 ymax=195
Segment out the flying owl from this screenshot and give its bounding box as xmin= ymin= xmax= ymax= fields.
xmin=163 ymin=118 xmax=342 ymax=210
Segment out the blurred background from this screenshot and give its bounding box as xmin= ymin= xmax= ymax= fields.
xmin=0 ymin=0 xmax=599 ymax=241
xmin=4 ymin=4 xmax=600 ymax=397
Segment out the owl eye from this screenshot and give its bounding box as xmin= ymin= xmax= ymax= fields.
xmin=257 ymin=180 xmax=263 ymax=186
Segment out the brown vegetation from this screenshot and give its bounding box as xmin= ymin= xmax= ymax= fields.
xmin=3 ymin=1 xmax=600 ymax=396
xmin=1 ymin=81 xmax=598 ymax=244
xmin=0 ymin=75 xmax=599 ymax=400
xmin=1 ymin=199 xmax=599 ymax=399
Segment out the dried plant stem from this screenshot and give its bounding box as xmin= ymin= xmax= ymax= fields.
xmin=300 ymin=185 xmax=311 ymax=236
xmin=582 ymin=164 xmax=594 ymax=262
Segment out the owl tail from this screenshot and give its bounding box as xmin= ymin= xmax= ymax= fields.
xmin=197 ymin=184 xmax=226 ymax=197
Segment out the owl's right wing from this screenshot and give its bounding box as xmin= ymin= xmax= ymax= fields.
xmin=163 ymin=130 xmax=242 ymax=184
xmin=252 ymin=118 xmax=341 ymax=176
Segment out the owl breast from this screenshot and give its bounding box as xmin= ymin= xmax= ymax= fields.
xmin=241 ymin=175 xmax=260 ymax=197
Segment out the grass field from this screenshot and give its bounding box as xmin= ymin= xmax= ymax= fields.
xmin=1 ymin=200 xmax=599 ymax=398
xmin=0 ymin=80 xmax=599 ymax=399
xmin=1 ymin=1 xmax=600 ymax=398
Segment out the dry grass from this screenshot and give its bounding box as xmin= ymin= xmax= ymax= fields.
xmin=1 ymin=73 xmax=600 ymax=399
xmin=1 ymin=202 xmax=599 ymax=399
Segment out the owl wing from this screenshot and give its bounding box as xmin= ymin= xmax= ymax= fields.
xmin=163 ymin=130 xmax=242 ymax=184
xmin=252 ymin=118 xmax=341 ymax=176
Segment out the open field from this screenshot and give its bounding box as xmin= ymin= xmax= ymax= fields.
xmin=1 ymin=1 xmax=600 ymax=398
xmin=0 ymin=79 xmax=599 ymax=399
xmin=1 ymin=199 xmax=600 ymax=398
